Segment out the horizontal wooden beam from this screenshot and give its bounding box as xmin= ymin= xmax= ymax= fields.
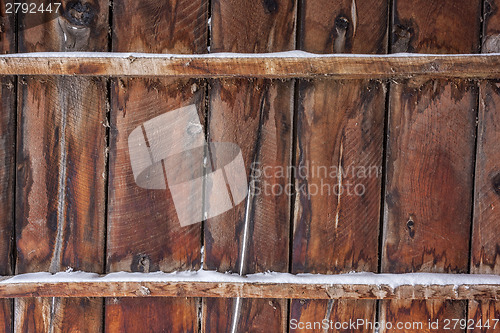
xmin=0 ymin=52 xmax=500 ymax=78
xmin=1 ymin=271 xmax=499 ymax=299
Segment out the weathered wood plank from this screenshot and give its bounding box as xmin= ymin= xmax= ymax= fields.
xmin=1 ymin=278 xmax=500 ymax=300
xmin=2 ymin=53 xmax=500 ymax=78
xmin=0 ymin=0 xmax=15 ymax=331
xmin=469 ymin=1 xmax=500 ymax=327
xmin=203 ymin=0 xmax=295 ymax=332
xmin=291 ymin=0 xmax=388 ymax=331
xmin=105 ymin=0 xmax=208 ymax=331
xmin=381 ymin=0 xmax=482 ymax=331
xmin=15 ymin=0 xmax=109 ymax=331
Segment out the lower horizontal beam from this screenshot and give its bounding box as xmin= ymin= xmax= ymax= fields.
xmin=0 ymin=52 xmax=500 ymax=78
xmin=1 ymin=271 xmax=499 ymax=300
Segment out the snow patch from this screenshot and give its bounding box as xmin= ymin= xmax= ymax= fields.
xmin=2 ymin=270 xmax=500 ymax=289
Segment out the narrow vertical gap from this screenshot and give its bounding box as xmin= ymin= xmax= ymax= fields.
xmin=101 ymin=77 xmax=111 ymax=333
xmin=286 ymin=2 xmax=302 ymax=332
xmin=108 ymin=0 xmax=114 ymax=53
xmin=467 ymin=0 xmax=485 ymax=276
xmin=199 ymin=2 xmax=212 ymax=332
xmin=466 ymin=80 xmax=480 ymax=328
xmin=386 ymin=0 xmax=394 ymax=54
xmin=375 ymin=79 xmax=391 ymax=328
xmin=377 ymin=0 xmax=393 ymax=275
xmin=466 ymin=0 xmax=486 ymax=324
xmin=11 ymin=4 xmax=20 ymax=331
xmin=102 ymin=0 xmax=114 ymax=332
xmin=286 ymin=79 xmax=300 ymax=333
xmin=10 ymin=77 xmax=18 ymax=333
xmin=375 ymin=0 xmax=394 ymax=328
xmin=376 ymin=79 xmax=391 ymax=275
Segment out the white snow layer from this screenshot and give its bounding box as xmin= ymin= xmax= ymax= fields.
xmin=1 ymin=270 xmax=500 ymax=289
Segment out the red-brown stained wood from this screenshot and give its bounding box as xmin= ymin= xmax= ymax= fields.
xmin=15 ymin=0 xmax=108 ymax=331
xmin=106 ymin=0 xmax=208 ymax=332
xmin=290 ymin=0 xmax=387 ymax=331
xmin=469 ymin=1 xmax=500 ymax=328
xmin=381 ymin=0 xmax=481 ymax=331
xmin=203 ymin=0 xmax=295 ymax=332
xmin=0 ymin=0 xmax=15 ymax=331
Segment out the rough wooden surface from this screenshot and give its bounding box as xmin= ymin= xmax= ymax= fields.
xmin=380 ymin=0 xmax=482 ymax=331
xmin=469 ymin=1 xmax=500 ymax=328
xmin=290 ymin=0 xmax=387 ymax=331
xmin=202 ymin=0 xmax=295 ymax=332
xmin=0 ymin=0 xmax=15 ymax=331
xmin=105 ymin=0 xmax=208 ymax=331
xmin=2 ymin=54 xmax=500 ymax=78
xmin=1 ymin=280 xmax=500 ymax=300
xmin=15 ymin=0 xmax=109 ymax=331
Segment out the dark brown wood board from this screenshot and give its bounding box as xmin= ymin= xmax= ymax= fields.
xmin=202 ymin=0 xmax=295 ymax=331
xmin=380 ymin=0 xmax=481 ymax=331
xmin=290 ymin=0 xmax=388 ymax=331
xmin=105 ymin=0 xmax=208 ymax=331
xmin=0 ymin=0 xmax=15 ymax=331
xmin=469 ymin=0 xmax=500 ymax=329
xmin=469 ymin=80 xmax=500 ymax=330
xmin=15 ymin=0 xmax=109 ymax=331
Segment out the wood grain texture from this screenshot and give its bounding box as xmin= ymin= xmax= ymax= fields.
xmin=380 ymin=300 xmax=466 ymax=333
xmin=106 ymin=0 xmax=207 ymax=332
xmin=381 ymin=0 xmax=481 ymax=331
xmin=0 ymin=0 xmax=15 ymax=331
xmin=469 ymin=1 xmax=500 ymax=328
xmin=203 ymin=0 xmax=295 ymax=332
xmin=15 ymin=0 xmax=108 ymax=331
xmin=4 ymin=54 xmax=500 ymax=78
xmin=291 ymin=0 xmax=387 ymax=331
xmin=468 ymin=80 xmax=500 ymax=332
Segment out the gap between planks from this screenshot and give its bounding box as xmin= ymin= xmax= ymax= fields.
xmin=0 ymin=271 xmax=499 ymax=300
xmin=1 ymin=52 xmax=500 ymax=78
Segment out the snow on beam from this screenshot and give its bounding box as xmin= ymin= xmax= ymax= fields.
xmin=0 ymin=52 xmax=500 ymax=78
xmin=0 ymin=270 xmax=499 ymax=299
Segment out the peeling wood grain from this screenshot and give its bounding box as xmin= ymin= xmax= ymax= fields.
xmin=380 ymin=0 xmax=482 ymax=331
xmin=203 ymin=0 xmax=295 ymax=332
xmin=291 ymin=0 xmax=388 ymax=331
xmin=15 ymin=0 xmax=108 ymax=331
xmin=0 ymin=0 xmax=15 ymax=330
xmin=105 ymin=0 xmax=208 ymax=331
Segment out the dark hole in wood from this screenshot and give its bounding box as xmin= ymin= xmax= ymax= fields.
xmin=406 ymin=219 xmax=415 ymax=238
xmin=492 ymin=173 xmax=500 ymax=196
xmin=64 ymin=1 xmax=96 ymax=26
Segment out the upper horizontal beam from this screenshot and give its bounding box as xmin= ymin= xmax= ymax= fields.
xmin=1 ymin=52 xmax=500 ymax=78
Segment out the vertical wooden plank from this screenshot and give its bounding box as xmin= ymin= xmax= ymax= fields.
xmin=291 ymin=0 xmax=388 ymax=332
xmin=381 ymin=0 xmax=481 ymax=331
xmin=15 ymin=0 xmax=108 ymax=331
xmin=469 ymin=1 xmax=500 ymax=330
xmin=203 ymin=0 xmax=295 ymax=332
xmin=0 ymin=0 xmax=15 ymax=331
xmin=106 ymin=0 xmax=208 ymax=331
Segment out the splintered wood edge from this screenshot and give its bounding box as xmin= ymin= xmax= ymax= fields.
xmin=0 ymin=281 xmax=498 ymax=299
xmin=1 ymin=53 xmax=500 ymax=78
